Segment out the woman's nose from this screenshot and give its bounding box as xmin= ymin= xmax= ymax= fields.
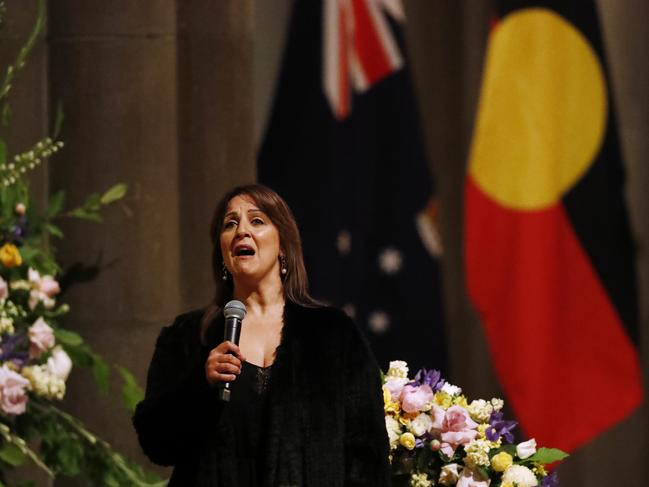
xmin=235 ymin=220 xmax=251 ymax=237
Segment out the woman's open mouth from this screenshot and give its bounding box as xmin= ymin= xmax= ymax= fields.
xmin=234 ymin=245 xmax=255 ymax=257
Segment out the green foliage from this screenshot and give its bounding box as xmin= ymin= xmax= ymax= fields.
xmin=23 ymin=402 xmax=165 ymax=486
xmin=0 ymin=443 xmax=27 ymax=467
xmin=117 ymin=366 xmax=145 ymax=414
xmin=526 ymin=447 xmax=569 ymax=464
xmin=0 ymin=2 xmax=159 ymax=485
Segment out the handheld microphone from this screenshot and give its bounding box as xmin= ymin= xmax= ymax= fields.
xmin=219 ymin=300 xmax=246 ymax=402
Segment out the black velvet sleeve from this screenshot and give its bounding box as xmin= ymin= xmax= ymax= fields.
xmin=132 ymin=311 xmax=220 ymax=466
xmin=342 ymin=315 xmax=391 ymax=486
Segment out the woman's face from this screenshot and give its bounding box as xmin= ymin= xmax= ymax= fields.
xmin=220 ymin=195 xmax=282 ymax=285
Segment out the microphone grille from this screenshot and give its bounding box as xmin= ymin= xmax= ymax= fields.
xmin=224 ymin=300 xmax=246 ymax=320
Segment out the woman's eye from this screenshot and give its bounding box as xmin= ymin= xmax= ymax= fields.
xmin=223 ymin=220 xmax=237 ymax=229
xmin=251 ymin=217 xmax=264 ymax=225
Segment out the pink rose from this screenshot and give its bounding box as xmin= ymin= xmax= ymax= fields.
xmin=431 ymin=404 xmax=446 ymax=429
xmin=400 ymin=384 xmax=434 ymax=413
xmin=384 ymin=376 xmax=408 ymax=401
xmin=432 ymin=405 xmax=479 ymax=456
xmin=27 ymin=268 xmax=60 ymax=310
xmin=0 ymin=365 xmax=30 ymax=415
xmin=456 ymin=468 xmax=491 ymax=487
xmin=38 ymin=275 xmax=60 ymax=298
xmin=28 ymin=317 xmax=55 ymax=358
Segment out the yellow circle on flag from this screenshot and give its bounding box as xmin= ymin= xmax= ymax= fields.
xmin=468 ymin=8 xmax=607 ymax=210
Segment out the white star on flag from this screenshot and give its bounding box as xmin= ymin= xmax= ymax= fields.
xmin=378 ymin=247 xmax=403 ymax=274
xmin=368 ymin=310 xmax=390 ymax=333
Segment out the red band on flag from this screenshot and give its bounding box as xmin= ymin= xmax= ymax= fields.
xmin=337 ymin=4 xmax=351 ymax=118
xmin=465 ymin=178 xmax=643 ymax=452
xmin=351 ymin=0 xmax=393 ymax=85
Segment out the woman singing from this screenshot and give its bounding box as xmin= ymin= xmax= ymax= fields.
xmin=132 ymin=184 xmax=390 ymax=486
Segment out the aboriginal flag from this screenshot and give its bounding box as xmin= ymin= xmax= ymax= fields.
xmin=258 ymin=0 xmax=445 ymax=372
xmin=465 ymin=1 xmax=643 ymax=451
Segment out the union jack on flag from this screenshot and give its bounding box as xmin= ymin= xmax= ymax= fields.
xmin=323 ymin=0 xmax=405 ymax=119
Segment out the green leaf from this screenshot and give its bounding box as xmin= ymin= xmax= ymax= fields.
xmin=92 ymin=354 xmax=110 ymax=394
xmin=55 ymin=328 xmax=84 ymax=346
xmin=84 ymin=192 xmax=101 ymax=211
xmin=1 ymin=102 xmax=11 ymax=126
xmin=117 ymin=366 xmax=144 ymax=413
xmin=100 ymin=183 xmax=127 ymax=205
xmin=0 ymin=442 xmax=27 ymax=466
xmin=64 ymin=343 xmax=94 ymax=367
xmin=68 ymin=207 xmax=102 ymax=222
xmin=16 ymin=244 xmax=40 ymax=262
xmin=526 ymin=447 xmax=569 ymax=464
xmin=47 ymin=190 xmax=65 ymax=218
xmin=0 ymin=139 xmax=5 ymax=165
xmin=44 ymin=222 xmax=64 ymax=238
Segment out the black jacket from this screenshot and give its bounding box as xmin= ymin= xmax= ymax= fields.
xmin=132 ymin=301 xmax=391 ymax=486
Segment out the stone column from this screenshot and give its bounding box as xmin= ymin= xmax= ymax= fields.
xmin=0 ymin=0 xmax=49 ymax=205
xmin=48 ymin=0 xmax=182 ymax=477
xmin=47 ymin=1 xmax=256 ymax=483
xmin=176 ymin=0 xmax=256 ymax=310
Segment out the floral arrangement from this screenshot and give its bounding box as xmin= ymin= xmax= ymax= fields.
xmin=0 ymin=1 xmax=162 ymax=485
xmin=383 ymin=361 xmax=568 ymax=487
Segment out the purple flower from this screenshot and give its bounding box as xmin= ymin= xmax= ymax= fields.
xmin=541 ymin=472 xmax=559 ymax=487
xmin=486 ymin=410 xmax=518 ymax=443
xmin=0 ymin=333 xmax=27 ymax=361
xmin=412 ymin=368 xmax=444 ymax=391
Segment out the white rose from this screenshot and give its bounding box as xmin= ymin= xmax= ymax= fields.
xmin=47 ymin=346 xmax=73 ymax=381
xmin=408 ymin=413 xmax=434 ymax=437
xmin=502 ymin=465 xmax=538 ymax=487
xmin=385 ymin=416 xmax=402 ymax=449
xmin=491 ymin=398 xmax=504 ymax=411
xmin=468 ymin=399 xmax=493 ymax=423
xmin=387 ymin=360 xmax=409 ymax=378
xmin=516 ymin=438 xmax=537 ymax=459
xmin=441 ymin=382 xmax=462 ymax=396
xmin=410 ymin=472 xmax=433 ymax=487
xmin=439 ymin=463 xmax=461 ymax=486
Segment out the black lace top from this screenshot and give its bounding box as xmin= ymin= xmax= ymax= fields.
xmin=228 ymin=360 xmax=273 ymax=485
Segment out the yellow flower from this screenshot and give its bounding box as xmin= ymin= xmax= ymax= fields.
xmin=399 ymin=432 xmax=416 ymax=450
xmin=383 ymin=386 xmax=391 ymax=404
xmin=453 ymin=395 xmax=469 ymax=408
xmin=0 ymin=243 xmax=22 ymax=268
xmin=491 ymin=452 xmax=514 ymax=472
xmin=434 ymin=391 xmax=452 ymax=409
xmin=501 ymin=482 xmax=514 ymax=487
xmin=533 ymin=463 xmax=547 ymax=476
xmin=383 ymin=386 xmax=401 ymax=414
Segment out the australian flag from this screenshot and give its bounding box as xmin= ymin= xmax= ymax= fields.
xmin=258 ymin=0 xmax=444 ymax=372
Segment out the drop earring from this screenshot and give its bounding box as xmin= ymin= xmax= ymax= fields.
xmin=222 ymin=261 xmax=228 ymax=281
xmin=280 ymin=255 xmax=287 ymax=276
